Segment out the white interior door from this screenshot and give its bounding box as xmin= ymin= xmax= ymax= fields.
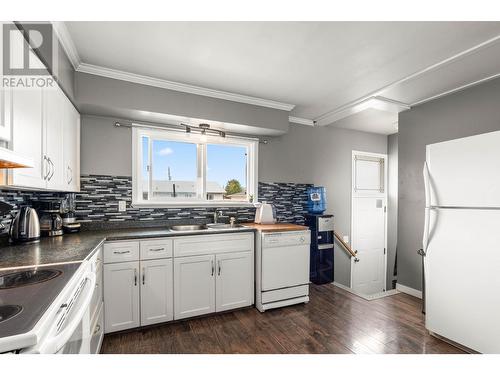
xmin=425 ymin=208 xmax=500 ymax=353
xmin=351 ymin=152 xmax=387 ymax=295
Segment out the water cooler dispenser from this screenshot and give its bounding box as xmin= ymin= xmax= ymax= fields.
xmin=305 ymin=187 xmax=334 ymax=284
xmin=306 ymin=214 xmax=334 ymax=284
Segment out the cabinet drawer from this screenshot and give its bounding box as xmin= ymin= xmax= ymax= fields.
xmin=104 ymin=241 xmax=139 ymax=263
xmin=140 ymin=239 xmax=173 ymax=260
xmin=174 ymin=233 xmax=254 ymax=257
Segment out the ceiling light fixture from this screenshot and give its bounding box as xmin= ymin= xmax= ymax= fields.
xmin=183 ymin=123 xmax=226 ymax=139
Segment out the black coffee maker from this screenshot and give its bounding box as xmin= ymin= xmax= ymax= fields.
xmin=61 ymin=193 xmax=80 ymax=233
xmin=36 ymin=200 xmax=63 ymax=237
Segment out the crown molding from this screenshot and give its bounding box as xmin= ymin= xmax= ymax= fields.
xmin=51 ymin=21 xmax=81 ymax=70
xmin=315 ymin=96 xmax=410 ymax=127
xmin=76 ymin=63 xmax=295 ymax=111
xmin=410 ymin=72 xmax=500 ymax=107
xmin=288 ymin=116 xmax=315 ymax=126
xmin=315 ymin=33 xmax=500 ymax=126
xmin=51 ymin=22 xmax=295 ymax=112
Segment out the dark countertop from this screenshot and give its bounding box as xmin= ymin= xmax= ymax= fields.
xmin=0 ymin=226 xmax=256 ymax=270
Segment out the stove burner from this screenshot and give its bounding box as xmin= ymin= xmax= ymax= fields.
xmin=0 ymin=305 xmax=23 ymax=323
xmin=0 ymin=269 xmax=62 ymax=289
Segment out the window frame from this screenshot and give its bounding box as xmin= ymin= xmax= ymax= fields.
xmin=132 ymin=126 xmax=258 ymax=207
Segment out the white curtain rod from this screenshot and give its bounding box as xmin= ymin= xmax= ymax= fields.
xmin=114 ymin=121 xmax=268 ymax=144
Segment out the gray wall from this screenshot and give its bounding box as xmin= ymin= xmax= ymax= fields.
xmin=75 ymin=72 xmax=289 ymax=135
xmin=81 ymin=116 xmax=388 ymax=287
xmin=80 ymin=116 xmax=132 ymax=176
xmin=17 ymin=22 xmax=76 ymax=101
xmin=398 ymin=76 xmax=500 ymax=291
xmin=260 ymin=124 xmax=388 ymax=287
xmin=387 ymin=133 xmax=398 ymax=290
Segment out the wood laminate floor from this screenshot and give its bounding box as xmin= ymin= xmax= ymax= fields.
xmin=100 ymin=284 xmax=465 ymax=354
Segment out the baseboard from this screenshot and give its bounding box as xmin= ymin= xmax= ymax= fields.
xmin=333 ymin=282 xmax=400 ymax=301
xmin=396 ymin=283 xmax=422 ymax=299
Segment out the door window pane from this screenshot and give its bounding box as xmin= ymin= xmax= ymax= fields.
xmin=151 ymin=140 xmax=198 ymax=200
xmin=207 ymin=144 xmax=247 ymax=201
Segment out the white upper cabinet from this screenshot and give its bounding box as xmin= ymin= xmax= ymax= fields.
xmin=62 ymin=95 xmax=80 ymax=191
xmin=43 ymin=88 xmax=64 ymax=190
xmin=0 ymin=25 xmax=11 ymax=143
xmin=0 ymin=88 xmax=12 ymax=143
xmin=5 ymin=27 xmax=80 ymax=192
xmin=10 ymin=86 xmax=46 ymax=188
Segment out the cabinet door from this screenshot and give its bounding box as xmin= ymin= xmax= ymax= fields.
xmin=103 ymin=261 xmax=140 ymax=333
xmin=10 ymin=86 xmax=45 ymax=188
xmin=62 ymin=95 xmax=80 ymax=191
xmin=174 ymin=254 xmax=215 ymax=320
xmin=215 ymin=251 xmax=253 ymax=312
xmin=140 ymin=258 xmax=173 ymax=326
xmin=0 ymin=88 xmax=12 ymax=142
xmin=44 ymin=88 xmax=64 ymax=190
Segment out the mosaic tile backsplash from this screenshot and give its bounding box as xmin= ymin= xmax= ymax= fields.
xmin=0 ymin=175 xmax=313 ymax=233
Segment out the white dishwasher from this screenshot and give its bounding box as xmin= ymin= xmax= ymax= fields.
xmin=255 ymin=230 xmax=311 ymax=312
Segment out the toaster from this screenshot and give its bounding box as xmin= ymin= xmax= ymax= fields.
xmin=254 ymin=203 xmax=276 ymax=224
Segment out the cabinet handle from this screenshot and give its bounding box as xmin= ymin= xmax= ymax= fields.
xmin=149 ymin=247 xmax=164 ymax=252
xmin=113 ymin=250 xmax=130 ymax=254
xmin=43 ymin=155 xmax=50 ymax=180
xmin=47 ymin=157 xmax=54 ymax=181
xmin=134 ymin=268 xmax=137 ymax=286
xmin=211 ymin=260 xmax=214 ymax=276
xmin=67 ymin=165 xmax=73 ymax=184
xmin=218 ymin=260 xmax=221 ymax=276
xmin=142 ymin=267 xmax=145 ymax=285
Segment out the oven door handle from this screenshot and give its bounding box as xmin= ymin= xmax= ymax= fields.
xmin=43 ymin=270 xmax=96 ymax=354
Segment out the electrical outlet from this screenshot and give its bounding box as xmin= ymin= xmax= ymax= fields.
xmin=343 ymin=235 xmax=349 ymax=243
xmin=118 ymin=201 xmax=126 ymax=212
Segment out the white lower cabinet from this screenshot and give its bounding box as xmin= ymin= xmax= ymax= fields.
xmin=215 ymin=251 xmax=253 ymax=312
xmin=103 ymin=261 xmax=140 ymax=333
xmin=141 ymin=258 xmax=174 ymax=326
xmin=103 ymin=233 xmax=254 ymax=333
xmin=174 ymin=254 xmax=216 ymax=320
xmin=173 ymin=233 xmax=254 ymax=320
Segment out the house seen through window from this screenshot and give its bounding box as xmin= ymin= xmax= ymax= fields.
xmin=134 ymin=127 xmax=257 ymax=206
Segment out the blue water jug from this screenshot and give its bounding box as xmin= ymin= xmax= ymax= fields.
xmin=307 ymin=186 xmax=326 ymax=214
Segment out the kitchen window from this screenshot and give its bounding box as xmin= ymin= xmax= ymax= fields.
xmin=132 ymin=127 xmax=258 ymax=207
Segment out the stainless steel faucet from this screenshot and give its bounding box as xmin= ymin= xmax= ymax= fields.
xmin=213 ymin=210 xmax=223 ymax=224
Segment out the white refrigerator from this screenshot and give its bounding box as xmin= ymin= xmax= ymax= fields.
xmin=423 ymin=130 xmax=500 ymax=353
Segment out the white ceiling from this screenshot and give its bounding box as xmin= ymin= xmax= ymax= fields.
xmin=330 ymin=108 xmax=398 ymax=135
xmin=63 ymin=21 xmax=500 ymax=134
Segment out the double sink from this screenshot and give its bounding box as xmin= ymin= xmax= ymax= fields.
xmin=169 ymin=223 xmax=244 ymax=232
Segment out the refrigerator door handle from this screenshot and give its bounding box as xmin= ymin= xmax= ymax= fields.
xmin=422 ymin=162 xmax=431 ymax=255
xmin=423 ymin=161 xmax=431 ymax=208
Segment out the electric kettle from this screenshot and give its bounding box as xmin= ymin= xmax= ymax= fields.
xmin=254 ymin=203 xmax=276 ymax=224
xmin=9 ymin=206 xmax=41 ymax=243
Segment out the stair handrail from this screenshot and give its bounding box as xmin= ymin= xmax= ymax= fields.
xmin=333 ymin=231 xmax=359 ymax=262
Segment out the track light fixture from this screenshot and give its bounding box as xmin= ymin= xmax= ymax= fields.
xmin=183 ymin=123 xmax=226 ymax=138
